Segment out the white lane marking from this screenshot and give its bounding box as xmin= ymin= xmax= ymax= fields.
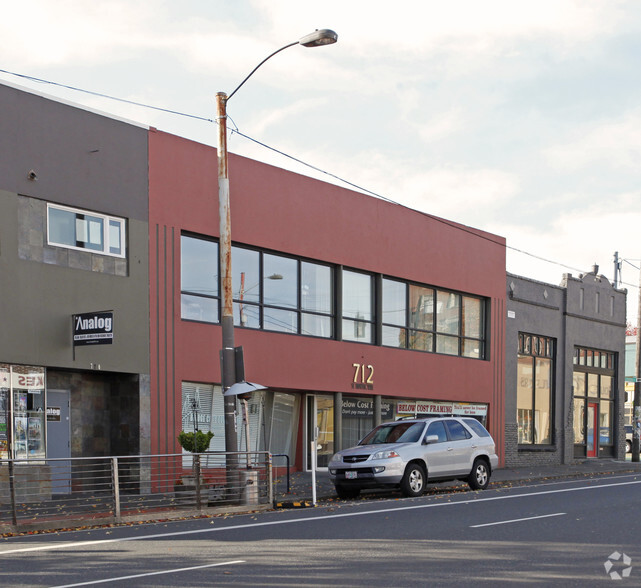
xmin=49 ymin=560 xmax=245 ymax=588
xmin=470 ymin=512 xmax=566 ymax=528
xmin=2 ymin=478 xmax=640 ymax=556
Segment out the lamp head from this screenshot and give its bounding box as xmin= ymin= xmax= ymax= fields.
xmin=298 ymin=29 xmax=338 ymax=47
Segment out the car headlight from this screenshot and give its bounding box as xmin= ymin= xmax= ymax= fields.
xmin=371 ymin=450 xmax=400 ymax=460
xmin=329 ymin=453 xmax=342 ymax=464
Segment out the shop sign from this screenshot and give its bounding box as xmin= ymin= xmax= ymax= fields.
xmin=397 ymin=401 xmax=452 ymax=415
xmin=73 ymin=311 xmax=114 ymax=346
xmin=342 ymin=397 xmax=393 ymax=419
xmin=452 ymin=403 xmax=487 ymax=416
xmin=11 ymin=372 xmax=44 ymax=391
xmin=0 ymin=369 xmax=8 ymax=389
xmin=47 ymin=407 xmax=61 ymax=422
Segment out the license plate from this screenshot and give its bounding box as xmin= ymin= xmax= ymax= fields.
xmin=345 ymin=471 xmax=358 ymax=479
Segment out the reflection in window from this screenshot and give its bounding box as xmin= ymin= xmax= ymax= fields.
xmin=181 ymin=235 xmax=219 ymax=323
xmin=47 ymin=204 xmax=125 ymax=258
xmin=517 ymin=334 xmax=554 ymax=445
xmin=342 ymin=270 xmax=373 ymax=343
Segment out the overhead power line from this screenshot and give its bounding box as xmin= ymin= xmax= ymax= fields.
xmin=0 ymin=67 xmax=637 ymax=292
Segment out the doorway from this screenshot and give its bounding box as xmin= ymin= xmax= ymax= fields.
xmin=306 ymin=395 xmax=334 ymax=470
xmin=46 ymin=390 xmax=71 ymax=494
xmin=586 ymin=402 xmax=598 ymax=458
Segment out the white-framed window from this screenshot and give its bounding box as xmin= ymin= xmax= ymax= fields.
xmin=47 ymin=203 xmax=126 ymax=258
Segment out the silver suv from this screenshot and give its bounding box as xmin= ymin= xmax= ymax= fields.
xmin=329 ymin=417 xmax=499 ymax=499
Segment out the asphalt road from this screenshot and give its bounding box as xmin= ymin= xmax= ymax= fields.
xmin=1 ymin=472 xmax=640 ymax=587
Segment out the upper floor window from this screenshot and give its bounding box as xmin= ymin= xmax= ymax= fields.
xmin=382 ymin=278 xmax=486 ymax=359
xmin=181 ymin=235 xmax=219 ymax=323
xmin=47 ymin=204 xmax=126 ymax=258
xmin=342 ymin=270 xmax=374 ymax=343
xmin=233 ymin=247 xmax=334 ymax=337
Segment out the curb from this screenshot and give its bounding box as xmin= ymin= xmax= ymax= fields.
xmin=274 ymin=500 xmax=315 ymax=509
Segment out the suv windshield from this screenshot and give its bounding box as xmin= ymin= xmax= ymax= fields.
xmin=359 ymin=422 xmax=425 ymax=445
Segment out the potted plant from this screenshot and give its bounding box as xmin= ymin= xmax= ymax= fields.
xmin=175 ymin=430 xmax=214 ymax=490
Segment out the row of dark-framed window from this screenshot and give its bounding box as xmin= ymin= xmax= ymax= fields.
xmin=180 ymin=233 xmax=487 ymax=359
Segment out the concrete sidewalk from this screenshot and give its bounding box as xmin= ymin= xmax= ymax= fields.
xmin=273 ymin=458 xmax=641 ymax=506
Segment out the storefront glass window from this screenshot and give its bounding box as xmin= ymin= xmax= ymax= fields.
xmin=0 ymin=365 xmax=9 ymax=459
xmin=517 ymin=334 xmax=554 ymax=445
xmin=269 ymin=393 xmax=299 ymax=460
xmin=599 ymin=400 xmax=612 ymax=445
xmin=573 ymin=398 xmax=585 ymax=444
xmin=534 ymin=358 xmax=551 ymax=444
xmin=11 ymin=366 xmax=46 ymax=460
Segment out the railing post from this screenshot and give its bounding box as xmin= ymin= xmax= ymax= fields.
xmin=268 ymin=453 xmax=273 ymax=506
xmin=194 ymin=454 xmax=202 ymax=509
xmin=111 ymin=457 xmax=121 ymax=521
xmin=8 ymin=459 xmax=17 ymax=526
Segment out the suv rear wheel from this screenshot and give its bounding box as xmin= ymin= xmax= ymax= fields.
xmin=468 ymin=458 xmax=490 ymax=490
xmin=400 ymin=463 xmax=425 ymax=497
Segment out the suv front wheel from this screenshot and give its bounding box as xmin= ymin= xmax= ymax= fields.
xmin=400 ymin=463 xmax=425 ymax=497
xmin=468 ymin=458 xmax=490 ymax=490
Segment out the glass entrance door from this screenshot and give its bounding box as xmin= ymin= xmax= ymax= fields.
xmin=306 ymin=395 xmax=334 ymax=470
xmin=587 ymin=402 xmax=598 ymax=458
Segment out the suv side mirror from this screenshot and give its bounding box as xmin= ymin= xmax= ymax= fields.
xmin=423 ymin=434 xmax=439 ymax=445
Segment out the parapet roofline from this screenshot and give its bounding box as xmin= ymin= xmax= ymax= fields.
xmin=0 ymin=77 xmax=149 ymax=130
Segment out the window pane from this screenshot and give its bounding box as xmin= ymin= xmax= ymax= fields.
xmin=109 ymin=220 xmax=122 ymax=255
xmin=342 ymin=271 xmax=372 ymax=321
xmin=301 ymin=313 xmax=332 ymax=338
xmin=382 ymin=326 xmax=406 ymax=348
xmin=383 ymin=279 xmax=406 ymax=326
xmin=234 ymin=301 xmax=260 ymax=328
xmin=181 ymin=236 xmax=218 ymax=297
xmin=462 ymin=338 xmax=482 ymax=359
xmin=599 ymin=400 xmax=612 ymax=445
xmin=601 ymin=375 xmax=613 ymax=399
xmin=573 ymin=398 xmax=585 ymax=444
xmin=302 ymin=262 xmax=332 ymax=314
xmin=462 ymin=297 xmax=482 ymax=339
xmin=517 ymin=356 xmax=533 ymax=443
xmin=232 ymin=247 xmax=260 ymax=303
xmin=436 ymin=334 xmax=458 ymax=355
xmin=409 ymin=286 xmax=434 ymax=331
xmin=573 ymin=371 xmax=585 ymax=396
xmin=48 ymin=207 xmax=76 ymax=246
xmin=409 ymin=331 xmax=433 ymax=352
xmin=264 ymin=254 xmax=297 ymax=308
xmin=534 ymin=358 xmax=551 ymax=443
xmin=75 ymin=215 xmax=104 ymax=251
xmin=181 ymin=294 xmax=218 ymax=323
xmin=587 ymin=373 xmax=598 ymax=397
xmin=436 ymin=291 xmax=459 ymax=335
xmin=264 ymin=308 xmax=297 ymax=333
xmin=342 ymin=319 xmax=372 ymax=343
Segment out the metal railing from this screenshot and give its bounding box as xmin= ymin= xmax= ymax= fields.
xmin=0 ymin=451 xmax=272 ymax=533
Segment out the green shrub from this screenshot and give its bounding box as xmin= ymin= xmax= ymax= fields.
xmin=178 ymin=430 xmax=214 ymax=453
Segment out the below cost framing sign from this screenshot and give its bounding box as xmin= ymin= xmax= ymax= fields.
xmin=73 ymin=311 xmax=114 ymax=346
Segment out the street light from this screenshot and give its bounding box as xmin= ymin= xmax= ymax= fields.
xmin=216 ymin=29 xmax=338 ymax=463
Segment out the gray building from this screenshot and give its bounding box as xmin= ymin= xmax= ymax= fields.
xmin=0 ymin=80 xmax=150 ymax=464
xmin=505 ymin=267 xmax=627 ymax=466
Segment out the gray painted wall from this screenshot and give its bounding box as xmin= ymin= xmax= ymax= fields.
xmin=0 ymin=82 xmax=149 ymax=374
xmin=505 ymin=269 xmax=627 ymax=466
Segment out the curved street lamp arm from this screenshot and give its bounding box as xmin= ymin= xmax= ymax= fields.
xmin=226 ymin=41 xmax=298 ymax=102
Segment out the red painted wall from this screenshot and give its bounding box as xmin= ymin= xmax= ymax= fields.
xmin=149 ymin=129 xmax=506 ymax=462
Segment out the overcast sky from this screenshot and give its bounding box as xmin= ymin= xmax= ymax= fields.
xmin=2 ymin=0 xmax=640 ymax=324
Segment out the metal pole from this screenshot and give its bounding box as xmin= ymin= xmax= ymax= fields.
xmin=217 ymin=92 xmax=239 ymax=454
xmin=632 ymin=264 xmax=641 ymax=462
